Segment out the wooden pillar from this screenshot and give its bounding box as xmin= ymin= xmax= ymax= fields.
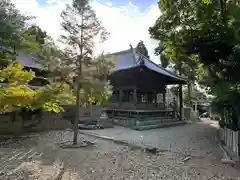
xmin=145 ymin=91 xmax=148 ymax=109
xmin=163 ymin=93 xmax=166 ymax=109
xmin=179 ymin=84 xmax=183 ymax=121
xmin=155 ymin=92 xmax=158 ymax=108
xmin=119 ymin=89 xmax=123 ymax=106
xmin=133 ymin=88 xmax=137 ymax=107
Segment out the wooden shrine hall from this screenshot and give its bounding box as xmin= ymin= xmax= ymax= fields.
xmin=104 ymin=45 xmax=187 ymax=130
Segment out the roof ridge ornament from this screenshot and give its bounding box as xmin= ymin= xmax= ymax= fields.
xmin=129 ymin=43 xmax=138 ymax=64
xmin=129 ymin=43 xmax=133 ymax=49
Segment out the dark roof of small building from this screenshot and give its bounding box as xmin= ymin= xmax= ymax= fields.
xmin=110 ymin=47 xmax=187 ymax=82
xmin=0 ymin=43 xmax=43 ymax=69
xmin=17 ymin=51 xmax=43 ymax=69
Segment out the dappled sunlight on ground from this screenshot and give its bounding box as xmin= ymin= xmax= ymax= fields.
xmin=0 ymin=120 xmax=239 ymax=179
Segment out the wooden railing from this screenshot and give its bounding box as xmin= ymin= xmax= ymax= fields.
xmin=219 ymin=127 xmax=240 ymax=160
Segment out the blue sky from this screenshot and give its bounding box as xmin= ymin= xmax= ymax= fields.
xmin=37 ymin=0 xmax=159 ymax=11
xmin=13 ymin=0 xmax=160 ymax=62
xmin=100 ymin=0 xmax=159 ymax=10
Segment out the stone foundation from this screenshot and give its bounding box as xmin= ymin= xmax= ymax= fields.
xmin=0 ymin=112 xmax=71 ymax=135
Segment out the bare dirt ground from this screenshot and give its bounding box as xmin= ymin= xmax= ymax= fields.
xmin=0 ymin=120 xmax=240 ymax=180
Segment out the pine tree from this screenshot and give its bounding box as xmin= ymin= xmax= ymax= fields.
xmin=60 ymin=0 xmax=109 ymax=144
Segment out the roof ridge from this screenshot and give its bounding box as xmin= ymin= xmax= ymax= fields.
xmin=136 ymin=52 xmax=187 ymax=80
xmin=109 ymin=48 xmax=136 ymax=56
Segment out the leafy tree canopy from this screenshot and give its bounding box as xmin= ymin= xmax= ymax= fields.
xmin=183 ymin=86 xmax=207 ymax=106
xmin=149 ymin=0 xmax=240 ymax=128
xmin=0 ymin=62 xmax=73 ymax=113
xmin=0 ymin=0 xmax=41 ymax=59
xmin=150 ymin=0 xmax=240 ymax=81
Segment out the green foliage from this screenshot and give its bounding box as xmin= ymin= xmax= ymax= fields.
xmin=60 ymin=0 xmax=111 ymax=105
xmin=183 ymin=86 xmax=207 ymax=106
xmin=0 ymin=1 xmax=76 ymax=116
xmin=150 ymin=0 xmax=240 ymax=129
xmin=37 ymin=37 xmax=62 ymax=74
xmin=0 ymin=62 xmax=36 ymax=112
xmin=77 ymin=53 xmax=115 ymax=105
xmin=60 ymin=0 xmax=109 ymax=60
xmin=43 ymin=100 xmax=64 ymax=113
xmin=149 ymin=0 xmax=220 ymax=78
xmin=33 ymin=82 xmax=75 ymax=110
xmin=149 ymin=0 xmax=239 ymax=84
xmin=0 ymin=62 xmax=73 ymax=113
xmin=25 ymin=25 xmax=47 ymax=45
xmin=0 ymin=62 xmax=35 ymax=83
xmin=0 ymin=0 xmax=40 ymax=59
xmin=60 ymin=0 xmax=110 ymax=143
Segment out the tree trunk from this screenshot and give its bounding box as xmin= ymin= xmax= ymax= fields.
xmin=187 ymin=81 xmax=192 ymax=107
xmin=73 ymin=83 xmax=81 ymax=145
xmin=90 ymin=90 xmax=93 ymax=116
xmin=72 ymin=9 xmax=84 ymax=144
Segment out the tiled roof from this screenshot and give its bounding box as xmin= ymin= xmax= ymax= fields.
xmin=17 ymin=52 xmax=43 ymax=69
xmin=0 ymin=43 xmax=43 ymax=69
xmin=111 ymin=48 xmax=187 ymax=82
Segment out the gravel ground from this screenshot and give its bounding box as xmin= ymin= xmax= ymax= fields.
xmin=0 ymin=120 xmax=240 ymax=180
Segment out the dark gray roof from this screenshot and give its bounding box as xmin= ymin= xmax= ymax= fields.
xmin=111 ymin=48 xmax=187 ymax=82
xmin=0 ymin=42 xmax=43 ymax=69
xmin=17 ymin=52 xmax=43 ymax=69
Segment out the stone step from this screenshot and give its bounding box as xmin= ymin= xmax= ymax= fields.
xmin=134 ymin=121 xmax=186 ymax=131
xmin=138 ymin=115 xmax=174 ymax=119
xmin=109 ymin=115 xmax=174 ymax=121
xmin=138 ymin=117 xmax=175 ymax=121
xmin=79 ymin=116 xmax=100 ymax=121
xmin=137 ymin=118 xmax=178 ymax=126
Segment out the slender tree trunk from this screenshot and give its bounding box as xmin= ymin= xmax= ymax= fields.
xmin=90 ymin=90 xmax=93 ymax=116
xmin=73 ymin=10 xmax=84 ymax=145
xmin=178 ymin=64 xmax=183 ymax=120
xmin=73 ymin=83 xmax=81 ymax=144
xmin=187 ymin=81 xmax=192 ymax=107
